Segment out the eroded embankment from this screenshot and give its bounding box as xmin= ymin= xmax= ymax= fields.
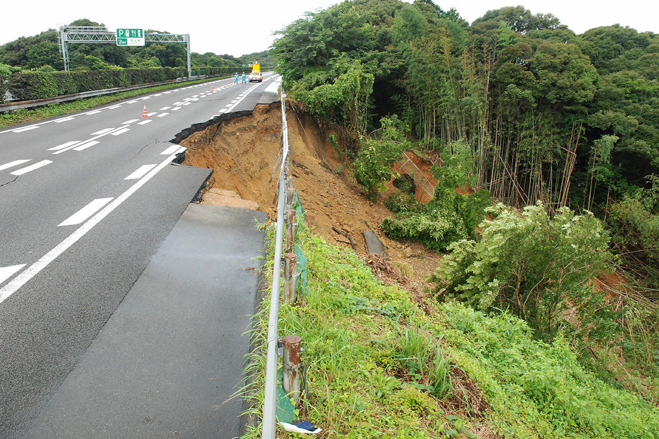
xmin=180 ymin=102 xmax=441 ymax=279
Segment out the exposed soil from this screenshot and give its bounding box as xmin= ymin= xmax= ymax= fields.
xmin=180 ymin=102 xmax=442 ymax=283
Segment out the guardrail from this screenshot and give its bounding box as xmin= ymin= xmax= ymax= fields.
xmin=0 ymin=74 xmax=226 ymax=113
xmin=261 ymin=82 xmax=291 ymax=438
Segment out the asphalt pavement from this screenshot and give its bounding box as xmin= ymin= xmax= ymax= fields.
xmin=21 ymin=204 xmax=268 ymax=438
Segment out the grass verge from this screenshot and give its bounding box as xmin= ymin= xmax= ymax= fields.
xmin=243 ymin=223 xmax=659 ymax=438
xmin=0 ymin=76 xmax=228 ymax=128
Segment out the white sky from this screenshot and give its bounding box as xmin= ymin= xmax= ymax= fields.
xmin=1 ymin=1 xmax=658 ymax=58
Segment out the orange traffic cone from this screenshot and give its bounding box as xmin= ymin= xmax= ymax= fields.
xmin=141 ymin=105 xmax=148 ymax=118
xmin=211 ymin=85 xmax=214 ymax=92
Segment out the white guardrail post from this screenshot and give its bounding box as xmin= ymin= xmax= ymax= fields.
xmin=261 ymin=80 xmax=290 ymax=438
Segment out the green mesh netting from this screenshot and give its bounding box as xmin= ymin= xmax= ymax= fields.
xmin=295 ymin=243 xmax=309 ymax=297
xmin=293 ymin=191 xmax=306 ymax=223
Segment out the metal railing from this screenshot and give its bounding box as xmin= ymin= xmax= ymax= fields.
xmin=261 ymin=81 xmax=290 ymax=438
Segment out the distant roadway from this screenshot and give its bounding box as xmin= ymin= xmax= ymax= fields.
xmin=0 ymin=73 xmax=279 ymax=438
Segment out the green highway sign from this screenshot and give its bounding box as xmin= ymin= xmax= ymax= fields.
xmin=116 ymin=28 xmax=145 ymax=46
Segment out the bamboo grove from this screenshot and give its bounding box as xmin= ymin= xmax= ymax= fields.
xmin=273 ymin=0 xmax=659 ymax=213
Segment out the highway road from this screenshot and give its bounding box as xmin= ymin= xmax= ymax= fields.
xmin=0 ymin=73 xmax=280 ymax=438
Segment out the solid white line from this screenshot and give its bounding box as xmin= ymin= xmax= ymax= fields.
xmin=54 ymin=117 xmax=75 ymax=123
xmin=91 ymin=128 xmax=115 ymax=135
xmin=0 ymin=160 xmax=30 ymax=171
xmin=161 ymin=144 xmax=183 ymax=155
xmin=122 ymin=119 xmax=139 ymax=125
xmin=224 ymin=83 xmax=260 ymax=114
xmin=0 ymin=150 xmax=184 ymax=303
xmin=13 ymin=126 xmax=39 ymax=133
xmin=73 ymin=140 xmax=99 ymax=151
xmin=138 ymin=120 xmax=152 ymax=125
xmin=126 ymin=100 xmax=137 ymax=104
xmin=125 ymin=164 xmax=156 ymax=180
xmin=0 ymin=265 xmax=26 ymax=286
xmin=111 ymin=128 xmax=130 ymax=136
xmin=58 ymin=198 xmax=114 ymax=226
xmin=11 ymin=160 xmax=52 ymax=176
xmin=107 ymin=104 xmax=122 ymax=109
xmin=49 ymin=141 xmax=80 ymax=151
xmin=157 ymin=113 xmax=169 ymax=118
xmin=84 ymin=110 xmax=102 ymax=115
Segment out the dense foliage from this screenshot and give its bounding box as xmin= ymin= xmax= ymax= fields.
xmin=272 ymin=0 xmax=659 ymax=401
xmin=272 ymin=0 xmax=659 ymax=217
xmin=0 ymin=19 xmax=243 ymax=72
xmin=246 ymin=223 xmax=659 ymax=438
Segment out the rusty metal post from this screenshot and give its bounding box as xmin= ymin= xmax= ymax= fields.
xmin=282 ymin=334 xmax=302 ymax=406
xmin=286 ymin=209 xmax=297 ymax=253
xmin=284 ymin=253 xmax=297 ymax=303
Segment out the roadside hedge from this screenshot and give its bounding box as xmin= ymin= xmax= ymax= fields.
xmin=6 ymin=67 xmax=193 ymax=101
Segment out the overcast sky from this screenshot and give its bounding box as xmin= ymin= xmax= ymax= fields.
xmin=1 ymin=0 xmax=658 ymax=58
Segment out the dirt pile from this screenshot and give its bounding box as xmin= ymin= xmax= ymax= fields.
xmin=180 ymin=103 xmax=441 ymax=281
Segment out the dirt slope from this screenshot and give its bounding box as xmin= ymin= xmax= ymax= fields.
xmin=180 ymin=103 xmax=440 ymax=281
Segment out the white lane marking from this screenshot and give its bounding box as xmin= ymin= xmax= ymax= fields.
xmin=147 ymin=112 xmax=158 ymax=117
xmin=54 ymin=127 xmax=124 ymax=155
xmin=154 ymin=94 xmax=162 ymax=97
xmin=141 ymin=97 xmax=150 ymax=100
xmin=231 ymin=100 xmax=238 ymax=104
xmin=159 ymin=106 xmax=171 ymax=111
xmin=54 ymin=117 xmax=75 ymax=123
xmin=13 ymin=126 xmax=39 ymax=133
xmin=11 ymin=160 xmax=52 ymax=176
xmin=0 ymin=265 xmax=26 ymax=286
xmin=157 ymin=113 xmax=169 ymax=118
xmin=171 ymin=107 xmax=181 ymax=111
xmin=85 ymin=110 xmax=102 ymax=115
xmin=122 ymin=119 xmax=139 ymax=125
xmin=182 ymin=102 xmax=190 ymax=106
xmin=126 ymin=100 xmax=138 ymax=104
xmin=225 ymin=104 xmax=233 ymax=108
xmin=125 ymin=164 xmax=156 ymax=180
xmin=58 ymin=198 xmax=114 ymax=226
xmin=0 ymin=149 xmax=185 ymax=303
xmin=164 ymin=91 xmax=171 ymax=94
xmin=161 ymin=144 xmax=183 ymax=155
xmin=0 ymin=160 xmax=30 ymax=171
xmin=138 ymin=120 xmax=152 ymax=125
xmin=92 ymin=128 xmax=115 ymax=135
xmin=49 ymin=141 xmax=80 ymax=151
xmin=223 ymin=83 xmax=260 ymax=114
xmin=73 ymin=141 xmax=99 ymax=151
xmin=107 ymin=104 xmax=122 ymax=109
xmin=111 ymin=128 xmax=130 ymax=136
xmin=218 ymin=109 xmax=228 ymax=113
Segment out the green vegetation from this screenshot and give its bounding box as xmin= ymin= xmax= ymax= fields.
xmin=265 ymin=1 xmax=659 ymax=435
xmin=0 ymin=75 xmax=225 ymax=128
xmin=244 ymin=225 xmax=659 ymax=438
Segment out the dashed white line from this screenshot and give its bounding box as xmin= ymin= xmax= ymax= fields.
xmin=49 ymin=141 xmax=80 ymax=151
xmin=171 ymin=107 xmax=181 ymax=111
xmin=125 ymin=164 xmax=157 ymax=180
xmin=58 ymin=198 xmax=114 ymax=227
xmin=0 ymin=160 xmax=30 ymax=172
xmin=111 ymin=128 xmax=130 ymax=136
xmin=0 ymin=149 xmax=185 ymax=303
xmin=91 ymin=128 xmax=115 ymax=135
xmin=138 ymin=120 xmax=152 ymax=125
xmin=159 ymin=107 xmax=171 ymax=111
xmin=122 ymin=119 xmax=139 ymax=125
xmin=85 ymin=110 xmax=102 ymax=115
xmin=157 ymin=113 xmax=169 ymax=118
xmin=11 ymin=160 xmax=52 ymax=176
xmin=73 ymin=141 xmax=99 ymax=151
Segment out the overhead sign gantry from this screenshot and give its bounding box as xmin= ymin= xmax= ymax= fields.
xmin=58 ymin=25 xmax=191 ymax=77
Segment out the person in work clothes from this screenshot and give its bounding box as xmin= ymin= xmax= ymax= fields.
xmin=234 ymin=73 xmax=239 ymax=84
xmin=242 ymin=72 xmax=247 ymax=84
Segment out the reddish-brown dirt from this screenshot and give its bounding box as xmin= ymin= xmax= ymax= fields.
xmin=180 ymin=102 xmax=442 ymax=281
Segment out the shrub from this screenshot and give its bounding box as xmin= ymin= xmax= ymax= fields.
xmin=432 ymin=202 xmax=617 ymax=342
